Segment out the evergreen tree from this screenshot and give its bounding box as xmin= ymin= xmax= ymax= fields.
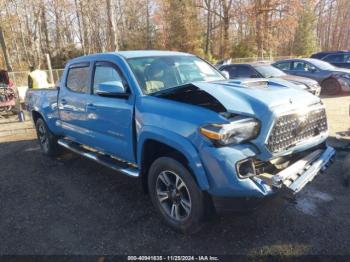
xmin=293 ymin=4 xmax=318 ymax=56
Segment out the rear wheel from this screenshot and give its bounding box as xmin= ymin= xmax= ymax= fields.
xmin=148 ymin=157 xmax=208 ymax=234
xmin=35 ymin=118 xmax=61 ymax=157
xmin=321 ymin=78 xmax=341 ymax=95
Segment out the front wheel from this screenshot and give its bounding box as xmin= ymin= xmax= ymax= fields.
xmin=148 ymin=157 xmax=208 ymax=234
xmin=321 ymin=78 xmax=341 ymax=95
xmin=35 ymin=118 xmax=61 ymax=157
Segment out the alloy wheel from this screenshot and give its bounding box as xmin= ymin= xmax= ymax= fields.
xmin=156 ymin=170 xmax=192 ymax=221
xmin=38 ymin=123 xmax=49 ymax=152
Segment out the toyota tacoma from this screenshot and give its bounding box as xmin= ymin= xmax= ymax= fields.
xmin=25 ymin=51 xmax=335 ymax=233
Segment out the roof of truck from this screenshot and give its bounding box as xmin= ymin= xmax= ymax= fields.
xmin=68 ymin=50 xmax=193 ymax=65
xmin=114 ymin=50 xmax=193 ymax=58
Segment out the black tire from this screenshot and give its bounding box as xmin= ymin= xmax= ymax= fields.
xmin=148 ymin=157 xmax=208 ymax=234
xmin=35 ymin=117 xmax=61 ymax=157
xmin=321 ymin=78 xmax=341 ymax=95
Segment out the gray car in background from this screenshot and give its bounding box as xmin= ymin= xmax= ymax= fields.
xmin=219 ymin=62 xmax=321 ymax=96
xmin=273 ymin=58 xmax=350 ymax=95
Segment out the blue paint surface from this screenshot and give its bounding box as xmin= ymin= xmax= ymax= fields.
xmin=25 ymin=51 xmax=328 ymax=198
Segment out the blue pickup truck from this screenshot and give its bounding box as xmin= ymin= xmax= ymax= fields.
xmin=26 ymin=51 xmax=335 ymax=233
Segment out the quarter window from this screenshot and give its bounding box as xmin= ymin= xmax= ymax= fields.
xmin=66 ymin=66 xmax=90 ymax=93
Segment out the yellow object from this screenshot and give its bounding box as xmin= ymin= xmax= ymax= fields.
xmin=145 ymin=81 xmax=164 ymax=93
xmin=29 ymin=69 xmax=50 ymax=89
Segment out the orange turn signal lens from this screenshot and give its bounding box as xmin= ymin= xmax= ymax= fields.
xmin=199 ymin=126 xmax=223 ymax=140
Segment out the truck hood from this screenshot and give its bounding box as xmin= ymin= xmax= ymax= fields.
xmin=191 ymin=80 xmax=320 ymax=115
xmin=154 ymin=79 xmax=321 ymax=117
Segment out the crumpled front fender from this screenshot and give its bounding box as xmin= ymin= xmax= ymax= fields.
xmin=137 ymin=126 xmax=210 ymax=190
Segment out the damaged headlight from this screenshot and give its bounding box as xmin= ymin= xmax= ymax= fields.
xmin=200 ymin=117 xmax=260 ymax=146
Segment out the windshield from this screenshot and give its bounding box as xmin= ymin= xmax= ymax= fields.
xmin=127 ymin=56 xmax=225 ymax=94
xmin=254 ymin=65 xmax=286 ymax=78
xmin=309 ymin=59 xmax=336 ymax=70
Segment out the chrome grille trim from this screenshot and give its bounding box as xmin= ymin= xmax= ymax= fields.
xmin=267 ymin=105 xmax=328 ymax=153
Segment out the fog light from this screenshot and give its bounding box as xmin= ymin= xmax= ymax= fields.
xmin=236 ymin=158 xmax=256 ymax=178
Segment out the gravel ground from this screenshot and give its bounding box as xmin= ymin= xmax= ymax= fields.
xmin=0 ymin=95 xmax=349 ymax=256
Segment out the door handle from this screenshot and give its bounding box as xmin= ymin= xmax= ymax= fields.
xmin=60 ymin=99 xmax=67 ymax=105
xmin=86 ymin=103 xmax=96 ymax=110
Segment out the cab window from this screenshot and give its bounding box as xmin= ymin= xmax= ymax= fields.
xmin=66 ymin=66 xmax=90 ymax=93
xmin=93 ymin=64 xmax=124 ymax=93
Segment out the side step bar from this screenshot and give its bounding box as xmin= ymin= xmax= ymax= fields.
xmin=57 ymin=139 xmax=139 ymax=178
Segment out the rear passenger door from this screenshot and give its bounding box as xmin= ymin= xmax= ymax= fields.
xmin=84 ymin=61 xmax=135 ymax=163
xmin=58 ymin=62 xmax=92 ymax=144
xmin=291 ymin=61 xmax=323 ymax=82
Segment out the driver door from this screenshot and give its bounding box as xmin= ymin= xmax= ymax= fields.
xmin=84 ymin=61 xmax=135 ymax=163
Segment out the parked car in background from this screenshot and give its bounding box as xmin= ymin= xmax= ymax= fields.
xmin=26 ymin=51 xmax=335 ymax=233
xmin=219 ymin=62 xmax=321 ymax=96
xmin=311 ymin=51 xmax=350 ymax=69
xmin=214 ymin=58 xmax=232 ymax=68
xmin=273 ymin=58 xmax=350 ymax=95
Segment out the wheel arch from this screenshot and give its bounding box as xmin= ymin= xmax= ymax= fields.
xmin=138 ymin=128 xmax=209 ymax=193
xmin=31 ymin=110 xmax=43 ymax=124
xmin=320 ymin=77 xmax=342 ymax=94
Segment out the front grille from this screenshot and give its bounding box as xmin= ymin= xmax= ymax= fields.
xmin=267 ymin=106 xmax=328 ymax=153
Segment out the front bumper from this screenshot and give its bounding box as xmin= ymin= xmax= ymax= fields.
xmin=255 ymin=145 xmax=335 ymax=193
xmin=200 ymin=143 xmax=335 ymax=199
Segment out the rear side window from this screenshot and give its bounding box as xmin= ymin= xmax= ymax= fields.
xmin=66 ymin=66 xmax=90 ymax=93
xmin=323 ymin=54 xmax=344 ymax=63
xmin=274 ymin=62 xmax=291 ymax=71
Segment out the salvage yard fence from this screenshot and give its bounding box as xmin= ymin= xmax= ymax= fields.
xmin=8 ymin=69 xmax=65 ymax=87
xmin=8 ymin=56 xmax=294 ymax=87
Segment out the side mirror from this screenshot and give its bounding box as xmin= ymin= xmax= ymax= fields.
xmin=95 ymin=81 xmax=129 ymax=98
xmin=309 ymin=68 xmax=317 ymax=73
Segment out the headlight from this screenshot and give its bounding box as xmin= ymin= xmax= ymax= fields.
xmin=200 ymin=117 xmax=260 ymax=145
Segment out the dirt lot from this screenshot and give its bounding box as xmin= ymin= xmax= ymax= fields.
xmin=0 ymin=95 xmax=349 ymax=256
